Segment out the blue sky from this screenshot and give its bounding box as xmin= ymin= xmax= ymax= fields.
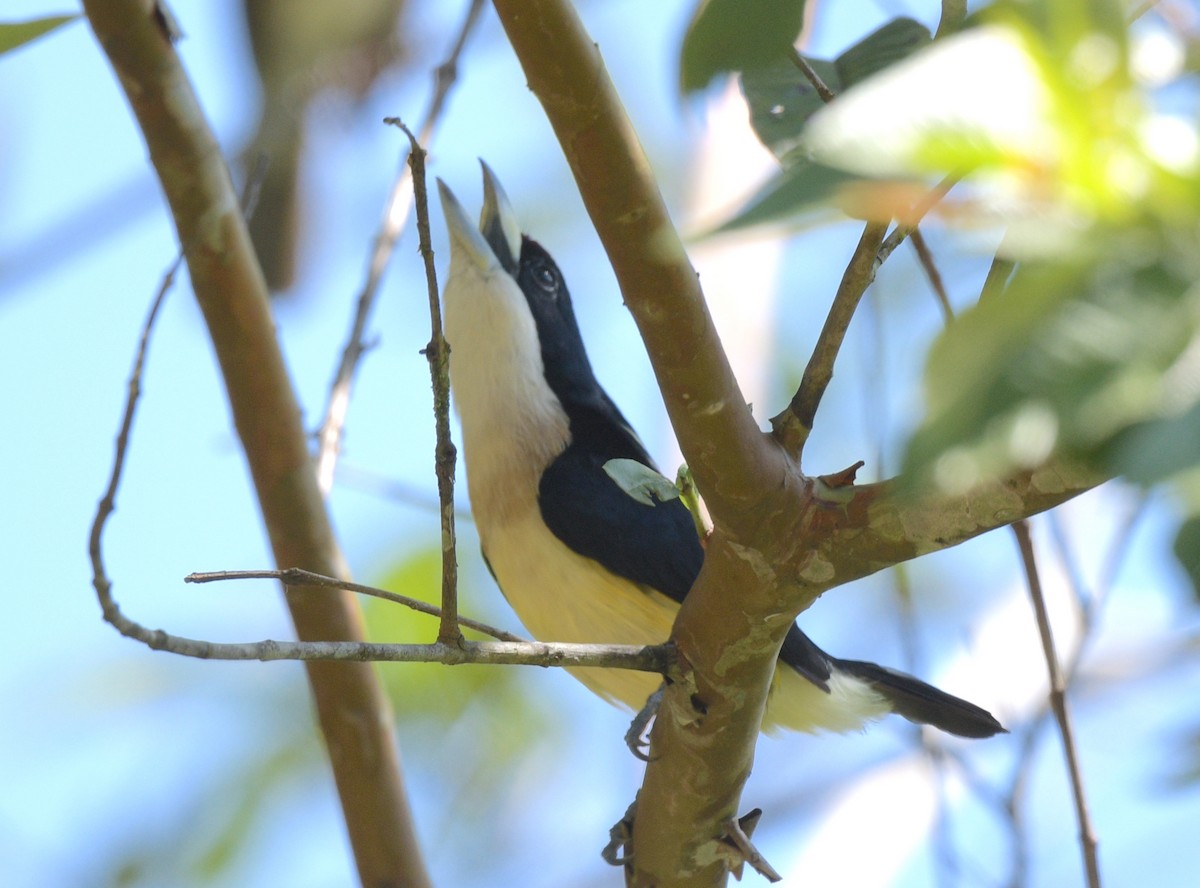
xmin=2 ymin=1 xmax=1199 ymax=886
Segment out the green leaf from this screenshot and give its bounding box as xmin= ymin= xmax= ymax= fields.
xmin=603 ymin=458 xmax=681 ymax=505
xmin=742 ymin=57 xmax=840 ymax=164
xmin=680 ymin=0 xmax=806 ymax=93
xmin=741 ymin=18 xmax=931 ymax=168
xmin=835 ymin=17 xmax=932 ymax=87
xmin=0 ymin=14 xmax=79 ymax=56
xmin=1106 ymin=402 xmax=1200 ymax=487
xmin=712 ymin=158 xmax=865 ymax=234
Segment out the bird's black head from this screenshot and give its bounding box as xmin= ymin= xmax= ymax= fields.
xmin=513 ymin=236 xmax=600 ymax=411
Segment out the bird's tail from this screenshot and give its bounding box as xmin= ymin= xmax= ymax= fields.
xmin=832 ymin=658 xmax=1006 ymax=739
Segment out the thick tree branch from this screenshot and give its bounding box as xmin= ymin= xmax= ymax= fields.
xmin=81 ymin=3 xmax=429 ymax=886
xmin=489 ymin=5 xmax=790 ymax=884
xmin=802 ymin=464 xmax=1104 ymax=593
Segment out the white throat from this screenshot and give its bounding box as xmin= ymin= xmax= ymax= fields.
xmin=443 ymin=260 xmax=570 ymax=530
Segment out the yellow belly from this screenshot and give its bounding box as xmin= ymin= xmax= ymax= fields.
xmin=480 ymin=509 xmax=889 ymax=734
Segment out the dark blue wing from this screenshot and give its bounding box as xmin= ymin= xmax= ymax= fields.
xmin=538 ymin=403 xmax=703 ymax=602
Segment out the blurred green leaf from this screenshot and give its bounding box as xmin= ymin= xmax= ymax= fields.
xmin=679 ymin=0 xmax=806 ymax=93
xmin=368 ymin=545 xmax=558 ymax=739
xmin=0 ymin=14 xmax=79 ymax=55
xmin=712 ymin=159 xmax=866 ymax=234
xmin=368 ymin=547 xmax=522 ymax=717
xmin=1173 ymin=516 xmax=1200 ymax=602
xmin=903 ymin=225 xmax=1200 ymax=497
xmin=193 ymin=743 xmax=315 ymax=880
xmin=369 ymin=546 xmax=569 ymax=867
xmin=835 ymin=17 xmax=932 ymax=90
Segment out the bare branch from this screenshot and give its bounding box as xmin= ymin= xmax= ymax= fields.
xmin=770 ymin=221 xmax=887 ymax=457
xmin=1003 ymin=497 xmax=1143 ymax=885
xmin=1011 ymin=520 xmax=1101 ymax=888
xmin=188 ymin=568 xmax=516 ymax=641
xmin=315 ymin=0 xmax=487 ymax=495
xmin=96 ymin=566 xmax=674 ymax=673
xmin=910 ymin=229 xmax=954 ymax=322
xmin=96 ymin=613 xmax=675 ymax=672
xmin=805 ymin=464 xmax=1104 ymax=592
xmin=385 ymin=118 xmax=463 ymax=646
xmin=89 ymin=256 xmax=179 ymax=634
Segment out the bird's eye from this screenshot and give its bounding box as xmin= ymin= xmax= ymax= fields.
xmin=533 ymin=264 xmax=558 ymax=293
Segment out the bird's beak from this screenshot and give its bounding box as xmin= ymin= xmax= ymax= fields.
xmin=479 ymin=161 xmax=522 ymax=275
xmin=438 ymin=178 xmax=500 ymax=276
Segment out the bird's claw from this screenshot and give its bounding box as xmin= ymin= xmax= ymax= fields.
xmin=624 ymin=684 xmax=664 ymax=760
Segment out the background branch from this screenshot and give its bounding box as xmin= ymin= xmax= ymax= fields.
xmin=1012 ymin=520 xmax=1102 ymax=888
xmin=81 ymin=3 xmax=429 ymax=885
xmin=314 ymin=0 xmax=486 ymax=495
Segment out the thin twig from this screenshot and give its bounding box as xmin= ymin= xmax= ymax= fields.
xmin=1003 ymin=495 xmax=1144 ymax=887
xmin=874 ymin=174 xmax=959 ymax=270
xmin=386 ymin=118 xmax=463 ymax=646
xmin=770 ymin=221 xmax=887 ymax=457
xmin=89 ymin=255 xmax=180 ymax=635
xmin=188 ymin=568 xmax=515 ymax=641
xmin=314 ymin=0 xmax=487 ymax=495
xmin=910 ymin=229 xmax=954 ymax=322
xmin=788 ymin=47 xmax=836 ymax=103
xmin=1011 ymin=520 xmax=1102 ymax=888
xmin=789 ymin=40 xmax=957 ymax=322
xmin=88 ymin=163 xmax=270 ymax=616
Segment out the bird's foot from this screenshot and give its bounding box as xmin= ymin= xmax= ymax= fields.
xmin=624 ymin=683 xmax=664 ymax=761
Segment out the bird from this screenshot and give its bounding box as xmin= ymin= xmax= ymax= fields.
xmin=437 ymin=163 xmax=1004 ymax=739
